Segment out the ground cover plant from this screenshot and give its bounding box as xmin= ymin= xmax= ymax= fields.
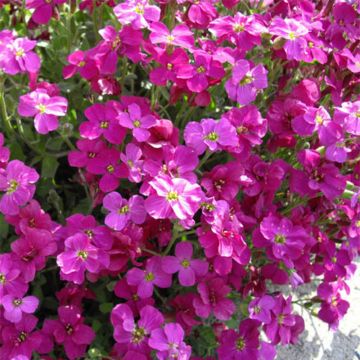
xmin=0 ymin=0 xmax=359 ymax=359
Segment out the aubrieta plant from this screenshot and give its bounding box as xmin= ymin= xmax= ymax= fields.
xmin=0 ymin=0 xmax=359 ymax=359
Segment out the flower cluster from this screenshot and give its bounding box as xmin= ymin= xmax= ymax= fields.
xmin=0 ymin=0 xmax=359 ymax=359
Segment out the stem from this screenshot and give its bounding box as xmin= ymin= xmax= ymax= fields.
xmin=198 ymin=150 xmax=213 ymax=169
xmin=0 ymin=77 xmax=14 ymax=137
xmin=142 ymin=248 xmax=161 ymax=256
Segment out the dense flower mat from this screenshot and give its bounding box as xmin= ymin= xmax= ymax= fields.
xmin=0 ymin=0 xmax=359 ymax=359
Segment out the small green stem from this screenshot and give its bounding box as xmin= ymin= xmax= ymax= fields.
xmin=198 ymin=150 xmax=213 ymax=169
xmin=0 ymin=77 xmax=14 ymax=137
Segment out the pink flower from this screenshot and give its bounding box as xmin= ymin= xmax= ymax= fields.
xmin=0 ymin=160 xmax=39 ymax=216
xmin=193 ymin=277 xmax=235 ymax=320
xmin=210 ymin=12 xmax=265 ymax=50
xmin=118 ymin=103 xmax=156 ymax=142
xmin=270 ymin=17 xmax=309 ymax=61
xmin=1 ymin=294 xmax=39 ymax=323
xmin=87 ymin=148 xmax=127 ymax=192
xmin=62 ymin=50 xmax=98 ymax=80
xmin=18 ymin=89 xmax=68 ymax=134
xmin=248 ymin=295 xmax=275 ymax=324
xmin=126 ymin=257 xmax=172 ymax=298
xmin=0 ymin=254 xmax=27 ymax=298
xmin=144 ymin=175 xmax=203 ymax=221
xmin=121 ymin=143 xmax=144 ymax=183
xmin=217 ymin=319 xmax=261 ymax=360
xmin=80 ymin=102 xmax=126 ymax=144
xmin=176 ymin=51 xmax=224 ymax=93
xmin=149 ymin=22 xmax=194 ymax=50
xmin=184 ymin=118 xmax=238 ymax=155
xmin=148 ymin=323 xmax=191 ymax=360
xmin=26 ymin=0 xmax=66 ymax=24
xmin=3 ymin=37 xmax=40 ymax=75
xmin=43 ymin=305 xmax=95 ymax=360
xmin=225 ymin=60 xmax=268 ymax=105
xmin=11 ymin=228 xmax=57 ymax=282
xmin=0 ymin=314 xmax=42 ymax=359
xmin=111 ymin=303 xmax=163 ymax=352
xmin=68 ymin=139 xmax=107 ymax=171
xmin=264 ymin=295 xmax=304 ymax=345
xmin=57 ymin=233 xmax=110 ymax=284
xmin=114 ymin=0 xmax=160 ymax=29
xmin=162 ymin=242 xmax=208 ymax=286
xmin=103 ymin=191 xmax=146 ymax=231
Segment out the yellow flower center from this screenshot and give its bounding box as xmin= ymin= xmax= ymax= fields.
xmin=197 ymin=66 xmax=206 ymax=73
xmin=78 ymin=61 xmax=85 ymax=67
xmin=132 ymin=327 xmax=146 ymax=343
xmin=236 ymin=337 xmax=246 ymax=351
xmin=135 ymin=4 xmax=144 ymax=14
xmin=7 ymin=179 xmax=18 ymax=194
xmin=288 ymin=31 xmax=296 ymax=40
xmin=315 ymin=115 xmax=323 ymax=125
xmin=100 ymin=121 xmax=109 ymax=129
xmin=166 ymin=191 xmax=179 ymax=201
xmin=205 ymin=131 xmax=219 ymax=141
xmin=37 ymin=104 xmax=47 ymax=114
xmin=233 ymin=23 xmax=245 ymax=33
xmin=13 ymin=298 xmax=22 ymax=306
xmin=15 ymin=48 xmax=25 ymax=57
xmin=167 ymin=35 xmax=175 ymax=42
xmin=118 ymin=204 xmax=129 ymax=214
xmin=181 ymin=259 xmax=190 ymax=268
xmin=239 ymin=74 xmax=254 ymax=86
xmin=145 ymin=272 xmax=154 ymax=281
xmin=17 ymin=331 xmax=27 ymax=343
xmin=0 ymin=273 xmax=5 ymax=283
xmin=275 ymin=234 xmax=286 ymax=244
xmin=77 ymin=250 xmax=88 ymax=260
xmin=133 ymin=120 xmax=141 ymax=128
xmin=107 ymin=164 xmax=114 ymax=173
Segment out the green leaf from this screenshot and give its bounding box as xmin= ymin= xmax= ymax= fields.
xmin=41 ymin=156 xmax=59 ymax=179
xmin=99 ymin=302 xmax=113 ymax=314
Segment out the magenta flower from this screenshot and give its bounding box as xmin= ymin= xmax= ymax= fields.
xmin=217 ymin=319 xmax=260 ymax=360
xmin=63 ymin=50 xmax=98 ymax=80
xmin=184 ymin=118 xmax=238 ymax=155
xmin=269 ymin=17 xmax=309 ymax=61
xmin=126 ymin=257 xmax=172 ymax=298
xmin=0 ymin=314 xmax=42 ymax=359
xmin=114 ymin=0 xmax=160 ymax=29
xmin=176 ymin=51 xmax=224 ymax=93
xmin=150 ymin=48 xmax=189 ymax=86
xmin=57 ymin=233 xmax=110 ymax=284
xmin=43 ymin=305 xmax=95 ymax=360
xmin=26 ymin=0 xmax=66 ymax=24
xmin=118 ymin=103 xmax=156 ymax=142
xmin=210 ymin=12 xmax=265 ymax=50
xmin=334 ymin=100 xmax=360 ymax=136
xmin=64 ymin=213 xmax=113 ymax=250
xmin=0 ymin=160 xmax=39 ymax=216
xmin=68 ymin=139 xmax=107 ymax=171
xmin=264 ymin=295 xmax=304 ymax=345
xmin=0 ymin=132 xmax=10 ymax=168
xmin=221 ymin=105 xmax=267 ymax=156
xmin=3 ymin=37 xmax=40 ymax=75
xmin=87 ymin=148 xmax=127 ymax=192
xmin=121 ymin=143 xmax=144 ymax=183
xmin=225 ymin=60 xmax=268 ymax=105
xmin=2 ymin=294 xmax=39 ymax=323
xmin=193 ymin=277 xmax=235 ymax=320
xmin=11 ymin=228 xmax=57 ymax=282
xmin=111 ymin=303 xmax=163 ymax=352
xmin=253 ymin=215 xmax=308 ymax=268
xmin=317 ymin=282 xmax=350 ymax=330
xmin=0 ymin=254 xmax=27 ymax=298
xmin=148 ymin=323 xmax=191 ymax=360
xmin=18 ymin=89 xmax=68 ymax=134
xmin=144 ymin=175 xmax=203 ymax=220
xmin=103 ymin=191 xmax=146 ymax=231
xmin=149 ymin=22 xmax=194 ymax=50
xmin=248 ymin=295 xmax=275 ymax=324
xmin=80 ymin=102 xmax=126 ymax=144
xmin=162 ymin=242 xmax=208 ymax=286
